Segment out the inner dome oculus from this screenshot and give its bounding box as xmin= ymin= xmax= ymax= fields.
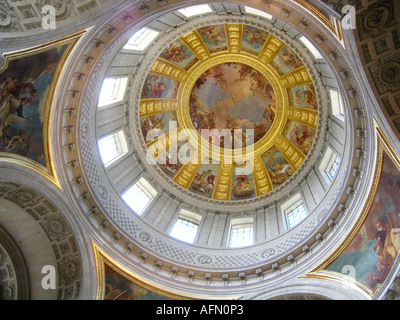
xmin=189 ymin=62 xmax=276 ymax=148
xmin=139 ymin=23 xmax=319 ymax=202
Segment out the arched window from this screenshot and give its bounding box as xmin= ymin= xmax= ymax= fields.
xmin=282 ymin=194 xmax=308 ymax=229
xmin=319 ymin=146 xmax=341 ymax=184
xmin=228 ymin=217 xmax=254 ymax=248
xmin=244 ymin=6 xmax=272 ymax=19
xmin=299 ymin=36 xmax=323 ymax=59
xmin=170 ymin=209 xmax=202 ymax=244
xmin=98 ymin=130 xmax=128 ymax=167
xmin=122 ymin=177 xmax=157 ymax=216
xmin=178 ymin=4 xmax=213 ymax=18
xmin=123 ymin=27 xmax=160 ymax=51
xmin=98 ymin=77 xmax=128 ymax=107
xmin=329 ymin=89 xmax=345 ymax=121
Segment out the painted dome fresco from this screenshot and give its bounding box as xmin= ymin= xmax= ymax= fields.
xmin=140 ymin=24 xmax=319 ymax=201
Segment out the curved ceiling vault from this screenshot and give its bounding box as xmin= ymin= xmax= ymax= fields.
xmin=63 ymin=0 xmax=369 ymax=299
xmin=1 ymin=0 xmax=400 ymax=300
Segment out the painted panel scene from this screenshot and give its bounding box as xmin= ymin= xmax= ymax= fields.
xmin=286 ymin=84 xmax=318 ymax=110
xmin=262 ymin=147 xmax=294 ymax=188
xmin=141 ymin=75 xmax=179 ymax=99
xmin=104 ymin=264 xmax=171 ymax=300
xmin=189 ymin=163 xmax=220 ymax=199
xmin=189 ymin=62 xmax=276 ymax=148
xmin=231 ymin=164 xmax=256 ymax=200
xmin=159 ymin=39 xmax=197 ymax=70
xmin=242 ymin=25 xmax=270 ymax=56
xmin=326 ymin=151 xmax=400 ymax=291
xmin=140 ymin=111 xmax=177 ymax=141
xmin=0 ymin=45 xmax=68 ymax=165
xmin=158 ymin=140 xmax=192 ymax=179
xmin=198 ymin=25 xmax=227 ymax=53
xmin=271 ymin=46 xmax=303 ymax=75
xmin=283 ymin=121 xmax=316 ymax=155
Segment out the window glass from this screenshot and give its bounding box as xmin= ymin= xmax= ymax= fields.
xmin=122 ymin=177 xmax=157 ymax=216
xmin=170 ymin=218 xmax=199 ymax=244
xmin=178 ymin=4 xmax=213 ymax=17
xmin=98 ymin=77 xmax=128 ymax=107
xmin=319 ymin=147 xmax=341 ymax=184
xmin=299 ymin=36 xmax=323 ymax=59
xmin=244 ymin=6 xmax=272 ymax=19
xmin=124 ymin=27 xmax=160 ymax=51
xmin=330 ymin=89 xmax=344 ymax=120
xmin=328 ymin=156 xmax=341 ymax=179
xmin=229 ymin=219 xmax=254 ymax=248
xmin=98 ymin=130 xmax=128 ymax=167
xmin=282 ymin=194 xmax=308 ymax=229
xmin=287 ymin=203 xmax=308 ymax=229
xmin=170 ymin=210 xmax=202 ymax=244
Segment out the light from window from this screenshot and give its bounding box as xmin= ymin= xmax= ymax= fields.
xmin=319 ymin=147 xmax=341 ymax=184
xmin=244 ymin=6 xmax=272 ymax=19
xmin=170 ymin=210 xmax=202 ymax=244
xmin=98 ymin=77 xmax=128 ymax=107
xmin=330 ymin=89 xmax=344 ymax=119
xmin=287 ymin=203 xmax=308 ymax=229
xmin=299 ymin=36 xmax=323 ymax=59
xmin=170 ymin=218 xmax=199 ymax=244
xmin=178 ymin=4 xmax=213 ymax=17
xmin=229 ymin=221 xmax=254 ymax=248
xmin=98 ymin=130 xmax=128 ymax=167
xmin=124 ymin=27 xmax=160 ymax=51
xmin=98 ymin=135 xmax=119 ymax=166
xmin=122 ymin=177 xmax=157 ymax=216
xmin=328 ymin=156 xmax=341 ymax=179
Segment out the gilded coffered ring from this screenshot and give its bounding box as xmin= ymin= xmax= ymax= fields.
xmin=135 ymin=20 xmax=324 ymax=205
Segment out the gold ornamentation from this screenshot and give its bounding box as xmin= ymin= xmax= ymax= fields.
xmin=173 ymin=161 xmax=202 ymax=190
xmin=253 ymin=155 xmax=274 ymax=196
xmin=212 ymin=162 xmax=233 ymax=200
xmin=293 ymin=0 xmax=339 ymax=36
xmin=180 ymin=31 xmax=210 ymax=61
xmin=150 ymin=58 xmax=189 ymax=82
xmin=178 ymin=54 xmax=286 ymax=162
xmin=287 ymin=106 xmax=318 ymax=130
xmin=280 ymin=66 xmax=312 ymax=87
xmin=225 ymin=24 xmax=243 ymax=53
xmin=146 ymin=128 xmax=182 ymax=161
xmin=139 ymin=99 xmax=179 ymax=118
xmin=274 ymin=135 xmax=305 ymax=171
xmin=259 ymin=35 xmax=286 ymax=64
xmin=140 ymin=23 xmax=320 ymax=201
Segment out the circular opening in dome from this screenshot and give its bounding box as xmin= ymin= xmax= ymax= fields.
xmin=90 ymin=5 xmax=350 ymax=260
xmin=189 ymin=62 xmax=277 ymax=149
xmin=136 ymin=22 xmax=323 ymax=203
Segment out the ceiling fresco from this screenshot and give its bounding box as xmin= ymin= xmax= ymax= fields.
xmin=140 ymin=23 xmax=319 ymax=202
xmin=103 ymin=263 xmax=172 ymax=300
xmin=311 ymin=133 xmax=400 ymax=297
xmin=0 ymin=45 xmax=68 ymax=164
xmin=0 ymin=34 xmax=81 ymax=184
xmin=189 ymin=62 xmax=276 ymax=148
